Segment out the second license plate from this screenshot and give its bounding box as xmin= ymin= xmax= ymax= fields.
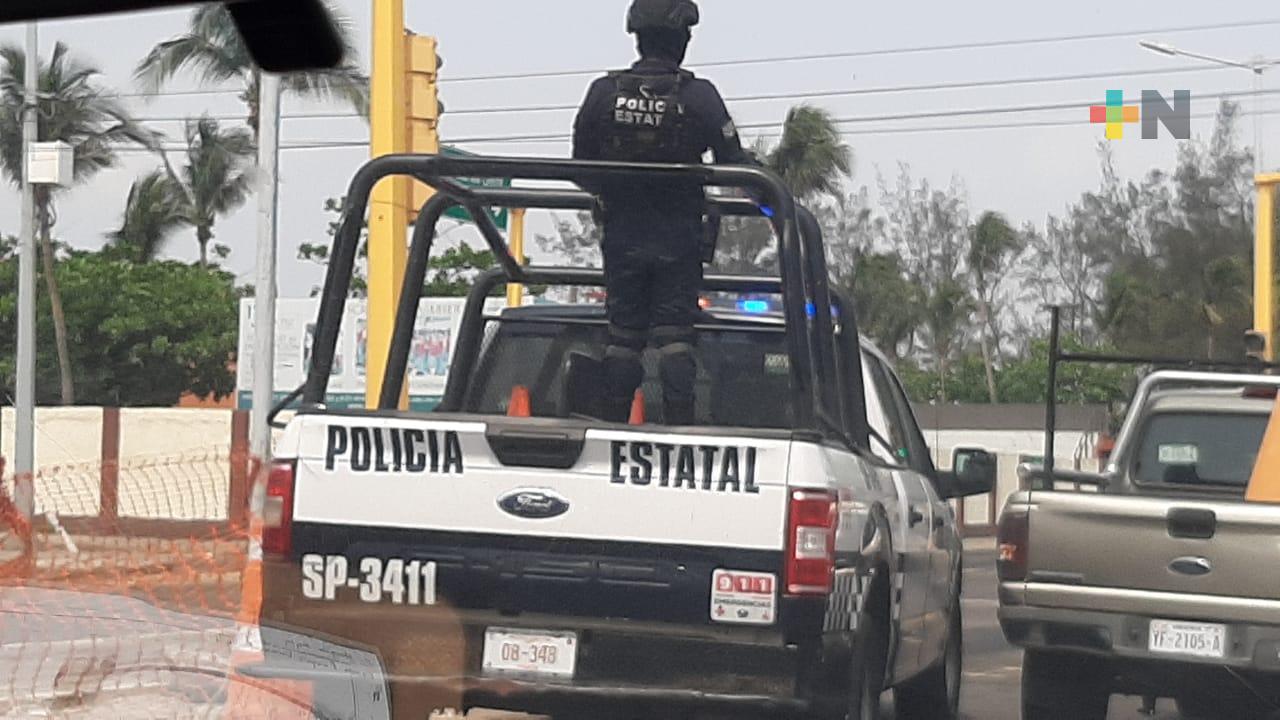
xmin=1148 ymin=619 xmax=1226 ymax=659
xmin=481 ymin=628 xmax=577 ymax=678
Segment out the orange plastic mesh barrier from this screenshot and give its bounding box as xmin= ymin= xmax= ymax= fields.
xmin=0 ymin=449 xmax=267 ymax=716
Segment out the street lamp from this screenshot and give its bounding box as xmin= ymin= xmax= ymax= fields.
xmin=1139 ymin=39 xmax=1280 ymax=170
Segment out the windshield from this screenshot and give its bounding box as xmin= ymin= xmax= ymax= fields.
xmin=1132 ymin=411 xmax=1269 ymax=489
xmin=6 ymin=0 xmax=1280 ymax=718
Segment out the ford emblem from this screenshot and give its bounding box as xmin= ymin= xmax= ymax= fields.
xmin=498 ymin=489 xmax=570 ymax=520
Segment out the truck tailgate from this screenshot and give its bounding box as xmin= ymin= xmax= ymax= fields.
xmin=275 ymin=413 xmax=796 ymax=625
xmin=1026 ymin=491 xmax=1280 ymax=602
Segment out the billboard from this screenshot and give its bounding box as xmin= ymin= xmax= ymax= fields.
xmin=236 ymin=297 xmax=508 ymax=411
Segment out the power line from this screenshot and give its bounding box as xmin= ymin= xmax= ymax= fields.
xmin=420 ymin=87 xmax=1280 ymax=145
xmin=440 ymin=17 xmax=1280 ymax=83
xmin=436 ymin=63 xmax=1238 ymax=117
xmin=111 ymin=91 xmax=1280 ymax=152
xmin=129 ymin=61 xmax=1242 ymax=126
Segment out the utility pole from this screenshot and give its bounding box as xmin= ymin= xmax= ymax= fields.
xmin=13 ymin=22 xmax=39 ymax=521
xmin=250 ymin=73 xmax=282 ymax=461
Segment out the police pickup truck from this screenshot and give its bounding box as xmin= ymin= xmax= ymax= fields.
xmin=1001 ymin=367 xmax=1280 ymax=719
xmin=252 ymin=155 xmax=996 ymax=720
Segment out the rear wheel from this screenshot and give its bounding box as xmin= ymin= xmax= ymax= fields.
xmin=1021 ymin=650 xmax=1110 ymax=720
xmin=847 ymin=613 xmax=888 ymax=720
xmin=894 ymin=602 xmax=962 ymax=720
xmin=814 ymin=588 xmax=889 ymax=720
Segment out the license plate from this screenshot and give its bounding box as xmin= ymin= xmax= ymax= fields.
xmin=481 ymin=628 xmax=577 ymax=678
xmin=1148 ymin=619 xmax=1226 ymax=659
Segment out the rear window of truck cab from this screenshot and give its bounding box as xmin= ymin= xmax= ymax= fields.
xmin=1131 ymin=411 xmax=1270 ymax=490
xmin=462 ymin=312 xmax=796 ymax=429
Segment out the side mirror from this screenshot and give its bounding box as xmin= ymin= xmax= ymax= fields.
xmin=940 ymin=447 xmax=997 ymax=499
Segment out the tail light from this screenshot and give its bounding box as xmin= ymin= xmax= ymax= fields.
xmin=997 ymin=509 xmax=1029 ymax=582
xmin=785 ymin=490 xmax=838 ymax=596
xmin=262 ymin=461 xmax=296 ymax=557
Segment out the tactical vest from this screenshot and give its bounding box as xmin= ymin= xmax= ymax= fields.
xmin=597 ymin=69 xmax=702 ymax=164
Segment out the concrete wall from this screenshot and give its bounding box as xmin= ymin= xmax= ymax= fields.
xmin=1 ymin=407 xmax=240 ymax=522
xmin=929 ymin=430 xmax=1101 ymax=531
xmin=1 ymin=408 xmax=235 ymax=469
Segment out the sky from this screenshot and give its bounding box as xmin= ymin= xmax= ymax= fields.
xmin=0 ymin=0 xmax=1277 ymax=297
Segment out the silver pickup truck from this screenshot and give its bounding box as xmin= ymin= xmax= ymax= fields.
xmin=998 ymin=370 xmax=1280 ymax=720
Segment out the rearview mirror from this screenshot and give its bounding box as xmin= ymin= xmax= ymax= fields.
xmin=4 ymin=1 xmax=343 ymax=73
xmin=940 ymin=447 xmax=997 ymax=499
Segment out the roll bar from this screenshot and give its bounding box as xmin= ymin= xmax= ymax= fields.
xmin=299 ymin=154 xmax=849 ymax=434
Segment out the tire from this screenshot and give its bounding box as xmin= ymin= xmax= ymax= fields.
xmin=847 ymin=613 xmax=888 ymax=720
xmin=894 ymin=602 xmax=962 ymax=720
xmin=1021 ymin=650 xmax=1110 ymax=720
xmin=815 ymin=596 xmax=889 ymax=720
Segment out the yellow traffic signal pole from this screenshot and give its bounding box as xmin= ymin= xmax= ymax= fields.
xmin=367 ymin=0 xmax=409 ymax=409
xmin=1256 ymin=173 xmax=1280 ymax=361
xmin=506 ymin=208 xmax=526 ymax=307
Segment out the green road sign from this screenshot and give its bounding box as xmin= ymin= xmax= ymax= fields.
xmin=441 ymin=145 xmax=511 ymax=230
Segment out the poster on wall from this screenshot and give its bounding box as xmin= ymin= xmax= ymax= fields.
xmin=236 ymin=297 xmax=508 ymax=411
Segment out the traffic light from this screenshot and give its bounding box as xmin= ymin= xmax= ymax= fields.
xmin=406 ymin=32 xmax=442 ymax=215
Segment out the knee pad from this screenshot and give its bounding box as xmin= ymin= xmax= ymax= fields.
xmin=604 ymin=345 xmax=644 ymax=397
xmin=658 ymin=342 xmax=697 ymax=399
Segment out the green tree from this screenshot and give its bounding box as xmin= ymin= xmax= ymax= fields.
xmin=159 ymin=116 xmax=256 ymax=264
xmin=0 ymin=251 xmax=238 ymax=406
xmin=841 ymin=251 xmax=920 ymax=361
xmin=424 ymin=242 xmax=499 ymax=297
xmin=713 ymin=106 xmax=853 ymax=275
xmin=877 ymin=167 xmax=974 ymax=399
xmin=535 ymin=211 xmax=601 ymax=302
xmin=298 ymin=197 xmax=500 ymax=298
xmin=1096 ymin=103 xmax=1254 ymax=360
xmin=106 ymin=169 xmax=186 ymax=262
xmin=0 ymin=42 xmax=156 ymax=404
xmin=968 ymin=211 xmax=1021 ymax=402
xmin=766 ymin=105 xmax=853 ymax=201
xmin=135 ymin=2 xmax=368 ymax=136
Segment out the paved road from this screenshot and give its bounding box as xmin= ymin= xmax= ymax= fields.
xmin=958 ymin=545 xmax=1181 ymax=720
xmin=0 ymin=552 xmax=1197 ymax=719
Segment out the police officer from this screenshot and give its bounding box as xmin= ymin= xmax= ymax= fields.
xmin=573 ymin=0 xmax=753 ymax=425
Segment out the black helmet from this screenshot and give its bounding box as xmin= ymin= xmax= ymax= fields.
xmin=626 ymin=0 xmax=699 ymax=34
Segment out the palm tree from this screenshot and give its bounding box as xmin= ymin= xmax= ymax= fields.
xmin=967 ymin=211 xmax=1021 ymax=403
xmin=767 ymin=105 xmax=853 ymax=201
xmin=134 ymin=2 xmax=368 ymax=137
xmin=158 ymin=116 xmax=256 ymax=264
xmin=107 ymin=170 xmax=187 ymax=262
xmin=0 ymin=42 xmax=157 ymax=404
xmin=714 ymin=105 xmax=853 ymax=274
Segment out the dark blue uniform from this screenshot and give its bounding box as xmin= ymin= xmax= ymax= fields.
xmin=573 ymin=58 xmax=751 ymax=424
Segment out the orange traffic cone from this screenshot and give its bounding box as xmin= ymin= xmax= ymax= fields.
xmin=508 ymin=386 xmax=532 ymax=418
xmin=629 ymin=390 xmax=646 ymax=425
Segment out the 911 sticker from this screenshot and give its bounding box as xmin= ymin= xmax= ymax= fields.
xmin=710 ymin=569 xmax=776 ymax=625
xmin=301 ymin=554 xmax=437 ymax=606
